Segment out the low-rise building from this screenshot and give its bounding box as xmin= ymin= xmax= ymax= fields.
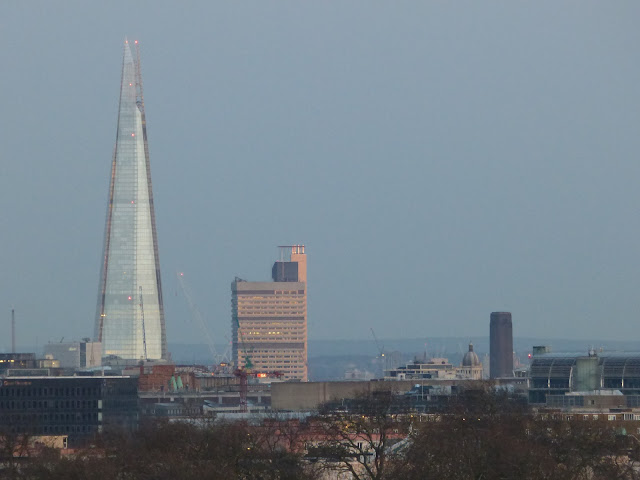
xmin=143 ymin=402 xmax=202 ymax=418
xmin=385 ymin=358 xmax=457 ymax=380
xmin=43 ymin=341 xmax=102 ymax=369
xmin=384 ymin=346 xmax=483 ymax=381
xmin=0 ymin=375 xmax=138 ymax=446
xmin=0 ymin=354 xmax=37 ymax=374
xmin=529 ymin=351 xmax=640 ymax=404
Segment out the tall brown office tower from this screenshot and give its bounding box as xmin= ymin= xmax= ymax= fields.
xmin=490 ymin=312 xmax=513 ymax=379
xmin=232 ymin=246 xmax=308 ymax=381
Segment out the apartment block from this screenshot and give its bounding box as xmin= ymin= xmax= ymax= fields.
xmin=232 ymin=246 xmax=307 ymax=381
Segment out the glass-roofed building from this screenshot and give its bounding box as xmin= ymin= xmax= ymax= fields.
xmin=529 ymin=351 xmax=640 ymax=404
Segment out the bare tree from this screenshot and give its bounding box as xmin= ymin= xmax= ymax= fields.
xmin=313 ymin=390 xmax=410 ymax=480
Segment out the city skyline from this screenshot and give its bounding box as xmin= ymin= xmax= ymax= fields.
xmin=1 ymin=3 xmax=639 ymax=349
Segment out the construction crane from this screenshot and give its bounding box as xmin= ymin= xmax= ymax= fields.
xmin=139 ymin=286 xmax=148 ymax=361
xmin=370 ymin=328 xmax=388 ymax=374
xmin=232 ymin=299 xmax=282 ymax=413
xmin=176 ymin=271 xmax=223 ymax=364
xmin=370 ymin=328 xmax=385 ymax=359
xmin=233 ymin=306 xmax=254 ymax=413
xmin=235 ymin=315 xmax=253 ymax=370
xmin=234 ymin=369 xmax=283 ymax=413
xmin=221 ymin=336 xmax=233 ymax=366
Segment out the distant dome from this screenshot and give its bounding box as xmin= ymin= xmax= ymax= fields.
xmin=462 ymin=343 xmax=480 ymax=367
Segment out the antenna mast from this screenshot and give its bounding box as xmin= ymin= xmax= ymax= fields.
xmin=11 ymin=308 xmax=16 ymax=353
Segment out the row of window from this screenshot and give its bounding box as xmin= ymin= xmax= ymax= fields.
xmin=242 ymin=326 xmax=304 ymax=330
xmin=539 ymin=413 xmax=640 ymax=421
xmin=531 ymin=380 xmax=640 ymax=389
xmin=0 ymin=399 xmax=99 ymax=410
xmin=236 ymin=291 xmax=304 ymax=297
xmin=3 ymin=424 xmax=98 ymax=435
xmin=247 ymin=355 xmax=303 ymax=359
xmin=0 ymin=386 xmax=101 ymax=398
xmin=235 ymin=321 xmax=301 ymax=326
xmin=238 ymin=306 xmax=305 ymax=309
xmin=237 ymin=300 xmax=305 ymax=304
xmin=0 ymin=412 xmax=99 ymax=424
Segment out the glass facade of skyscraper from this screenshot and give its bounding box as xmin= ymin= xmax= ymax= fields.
xmin=95 ymin=41 xmax=167 ymax=362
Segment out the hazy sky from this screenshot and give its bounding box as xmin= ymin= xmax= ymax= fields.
xmin=1 ymin=1 xmax=639 ymax=350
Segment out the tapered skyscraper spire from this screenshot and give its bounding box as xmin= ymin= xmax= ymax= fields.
xmin=95 ymin=40 xmax=167 ymax=362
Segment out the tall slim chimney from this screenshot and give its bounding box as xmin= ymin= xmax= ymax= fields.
xmin=490 ymin=311 xmax=513 ymax=378
xmin=11 ymin=308 xmax=16 ymax=353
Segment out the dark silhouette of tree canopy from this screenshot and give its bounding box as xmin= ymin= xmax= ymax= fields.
xmin=10 ymin=419 xmax=319 ymax=480
xmin=5 ymin=387 xmax=640 ymax=480
xmin=387 ymin=386 xmax=640 ymax=480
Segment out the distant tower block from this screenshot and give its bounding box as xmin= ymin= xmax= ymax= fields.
xmin=233 ymin=245 xmax=308 ymax=381
xmin=94 ymin=40 xmax=167 ymax=363
xmin=490 ymin=312 xmax=513 ymax=378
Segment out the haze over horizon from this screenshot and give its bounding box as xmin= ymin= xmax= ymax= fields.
xmin=1 ymin=2 xmax=639 ymax=350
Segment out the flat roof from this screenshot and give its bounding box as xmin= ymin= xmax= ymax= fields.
xmin=534 ymin=352 xmax=640 ymax=359
xmin=0 ymin=376 xmax=131 ymax=380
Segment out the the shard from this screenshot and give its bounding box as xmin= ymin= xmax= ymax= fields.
xmin=95 ymin=40 xmax=167 ymax=363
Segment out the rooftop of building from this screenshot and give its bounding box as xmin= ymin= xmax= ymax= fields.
xmin=533 ymin=351 xmax=640 ymax=358
xmin=0 ymin=375 xmax=132 ymax=380
xmin=0 ymin=353 xmax=36 ymax=358
xmin=233 ymin=280 xmax=305 ymax=288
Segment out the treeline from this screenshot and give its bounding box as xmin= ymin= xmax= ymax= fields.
xmin=390 ymin=388 xmax=640 ymax=480
xmin=1 ymin=420 xmax=318 ymax=480
xmin=2 ymin=388 xmax=640 ymax=479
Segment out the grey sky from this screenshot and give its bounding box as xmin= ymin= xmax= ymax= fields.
xmin=1 ymin=1 xmax=639 ymax=350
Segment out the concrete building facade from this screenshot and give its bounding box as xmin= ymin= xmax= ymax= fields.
xmin=232 ymin=246 xmax=308 ymax=381
xmin=43 ymin=341 xmax=102 ymax=370
xmin=271 ymin=378 xmax=527 ymax=411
